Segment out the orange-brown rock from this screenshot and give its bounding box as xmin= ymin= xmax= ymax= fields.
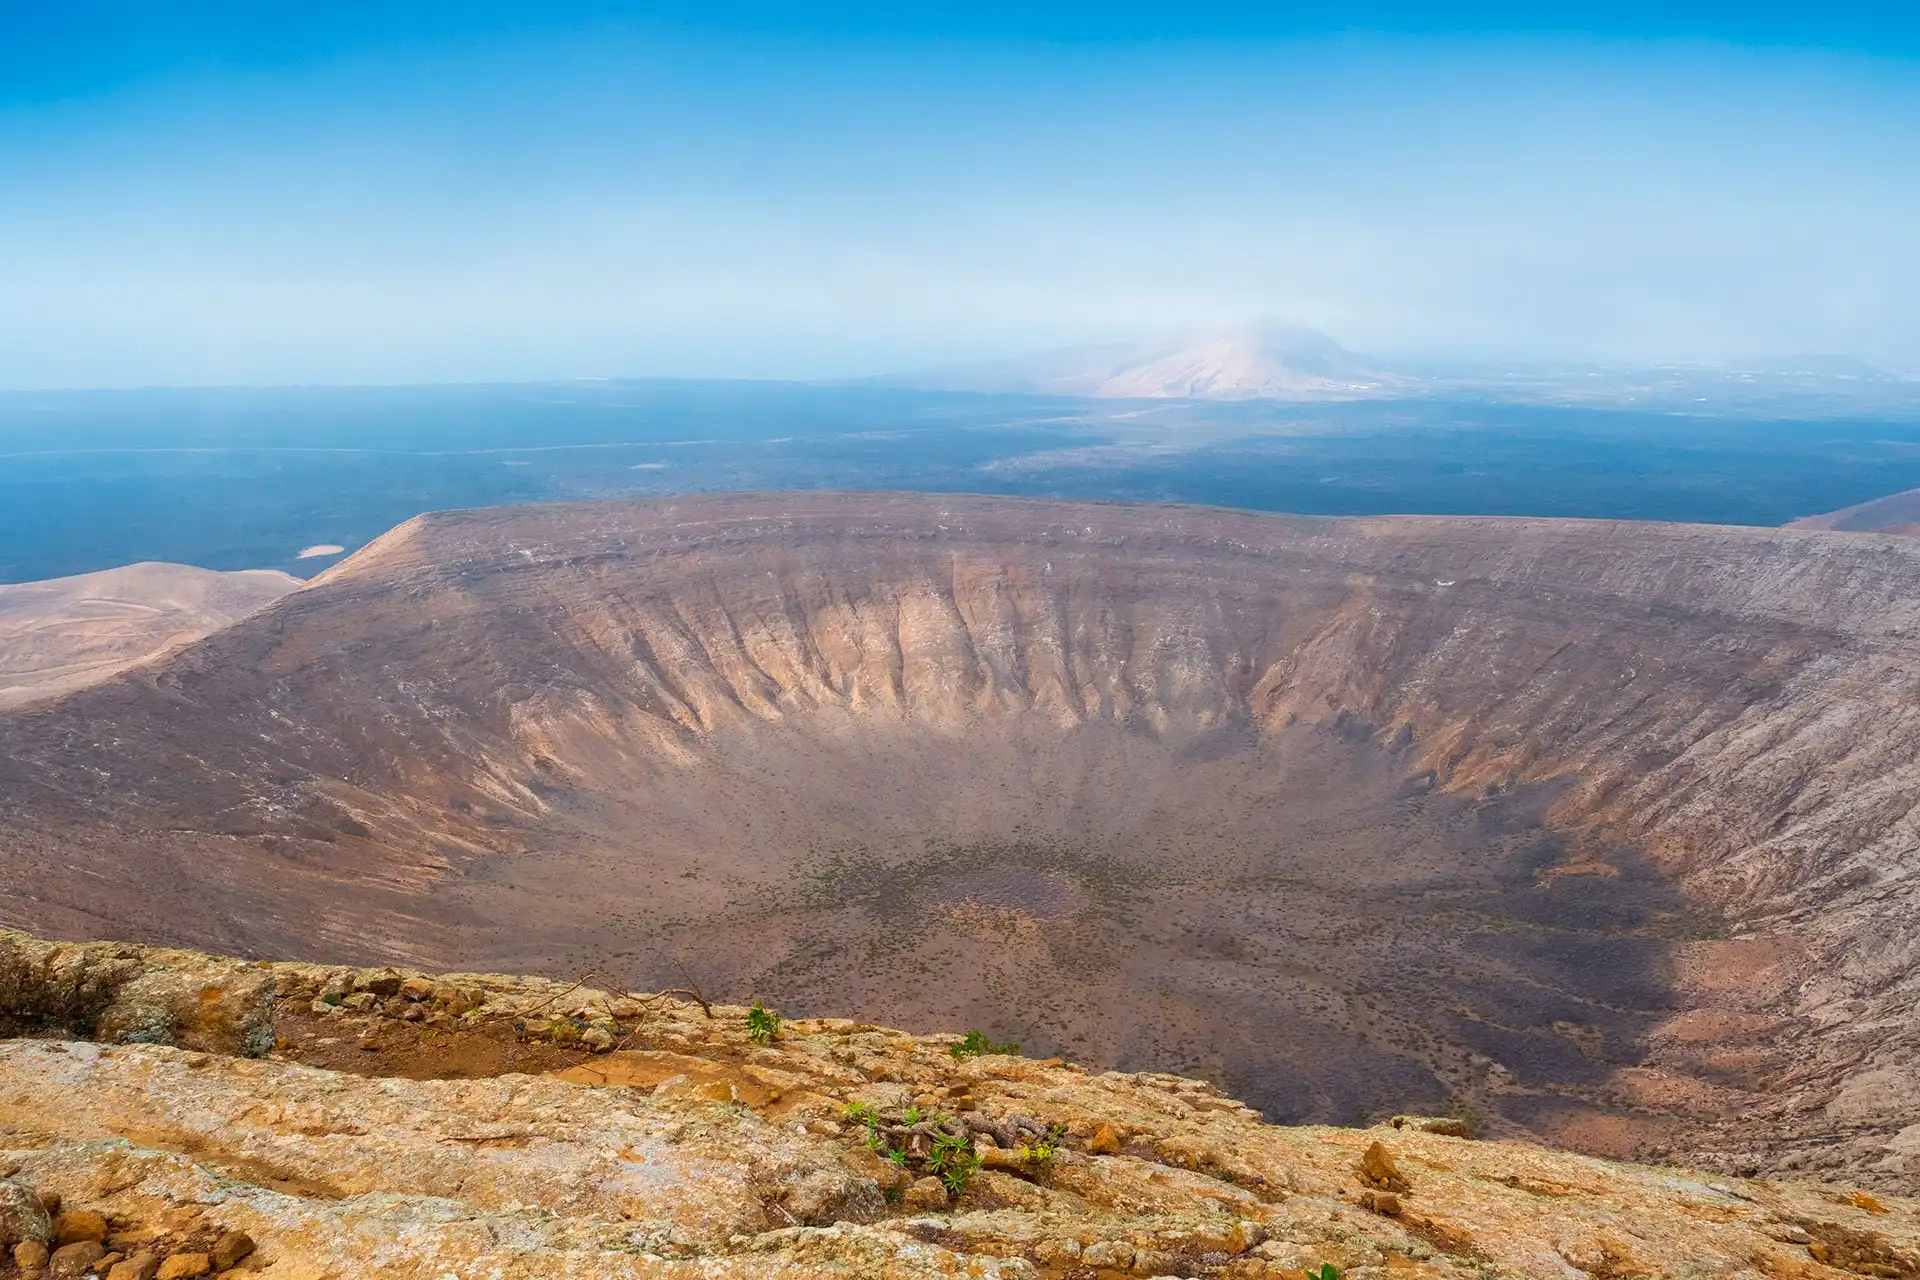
xmin=3 ymin=933 xmax=1920 ymax=1278
xmin=1359 ymin=1189 xmax=1401 ymax=1215
xmin=1360 ymin=1141 xmax=1410 ymax=1192
xmin=51 ymin=1209 xmax=106 ymax=1244
xmin=153 ymin=1254 xmax=209 ymax=1280
xmin=207 ymin=1230 xmax=252 ymax=1271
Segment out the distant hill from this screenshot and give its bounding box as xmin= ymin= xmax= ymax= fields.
xmin=882 ymin=322 xmax=1409 ymax=400
xmin=1789 ymin=487 xmax=1920 ymax=538
xmin=0 ymin=561 xmax=302 ymax=708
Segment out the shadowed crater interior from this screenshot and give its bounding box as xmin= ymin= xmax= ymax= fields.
xmin=596 ymin=721 xmax=1708 ymax=1142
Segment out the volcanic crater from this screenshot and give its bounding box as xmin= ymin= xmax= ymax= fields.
xmin=4 ymin=492 xmax=1920 ymax=1185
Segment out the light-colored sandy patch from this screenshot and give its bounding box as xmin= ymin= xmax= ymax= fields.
xmin=0 ymin=562 xmax=302 ymax=708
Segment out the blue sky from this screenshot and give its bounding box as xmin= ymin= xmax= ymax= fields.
xmin=2 ymin=3 xmax=1917 ymax=386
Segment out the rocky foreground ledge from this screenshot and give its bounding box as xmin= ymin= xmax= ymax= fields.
xmin=2 ymin=931 xmax=1916 ymax=1280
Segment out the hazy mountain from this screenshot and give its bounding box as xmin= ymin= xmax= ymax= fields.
xmin=883 ymin=322 xmax=1408 ymax=400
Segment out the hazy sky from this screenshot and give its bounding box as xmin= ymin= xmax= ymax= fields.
xmin=3 ymin=2 xmax=1918 ymax=386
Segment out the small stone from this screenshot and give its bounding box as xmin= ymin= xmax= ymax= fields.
xmin=36 ymin=1191 xmax=61 ymax=1217
xmin=902 ymin=1177 xmax=949 ymax=1210
xmin=399 ymin=1004 xmax=425 ymax=1022
xmin=342 ymin=992 xmax=377 ymax=1012
xmin=48 ymin=1240 xmax=105 ymax=1278
xmin=15 ymin=1240 xmax=52 ymax=1272
xmin=400 ymin=976 xmax=436 ymax=1000
xmin=780 ymin=1170 xmax=884 ymax=1226
xmin=107 ymin=1253 xmax=160 ymax=1280
xmin=1033 ymin=1239 xmax=1082 ymax=1265
xmin=156 ymin=1254 xmax=212 ymax=1280
xmin=96 ymin=1253 xmax=123 ymax=1271
xmin=1087 ymin=1123 xmax=1124 ymax=1155
xmin=581 ymin=1027 xmax=615 ymax=1052
xmin=1360 ymin=1189 xmax=1401 ymax=1215
xmin=53 ymin=1210 xmax=108 ymax=1245
xmin=1130 ymin=1246 xmax=1178 ymax=1275
xmin=978 ymin=1146 xmax=1031 ymax=1172
xmin=209 ymin=1232 xmax=254 ymax=1271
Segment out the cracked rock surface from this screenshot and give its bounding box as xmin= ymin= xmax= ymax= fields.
xmin=4 ymin=933 xmax=1920 ymax=1279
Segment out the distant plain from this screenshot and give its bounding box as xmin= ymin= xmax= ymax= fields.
xmin=6 ymin=378 xmax=1920 ymax=582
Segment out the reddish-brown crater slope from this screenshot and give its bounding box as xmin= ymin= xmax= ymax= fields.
xmin=3 ymin=493 xmax=1919 ymax=1185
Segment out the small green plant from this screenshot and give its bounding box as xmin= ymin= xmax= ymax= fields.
xmin=745 ymin=1000 xmax=782 ymax=1045
xmin=949 ymin=1029 xmax=1020 ymax=1060
xmin=902 ymin=1105 xmax=922 ymax=1126
xmin=843 ymin=1102 xmax=892 ymax=1153
xmin=321 ymin=992 xmax=343 ymax=1007
xmin=1308 ymin=1265 xmax=1340 ymax=1280
xmin=928 ymin=1128 xmax=982 ymax=1198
